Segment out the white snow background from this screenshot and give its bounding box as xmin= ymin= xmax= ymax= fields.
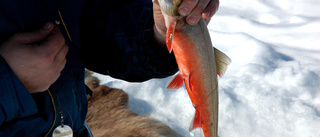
xmin=92 ymin=0 xmax=320 ymax=136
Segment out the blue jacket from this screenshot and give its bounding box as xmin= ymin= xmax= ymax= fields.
xmin=0 ymin=0 xmax=178 ymax=136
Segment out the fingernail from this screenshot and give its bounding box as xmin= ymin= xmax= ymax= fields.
xmin=188 ymin=16 xmax=198 ymax=25
xmin=43 ymin=23 xmax=52 ymax=30
xmin=179 ymin=8 xmax=189 ymax=16
xmin=204 ymin=12 xmax=211 ymax=18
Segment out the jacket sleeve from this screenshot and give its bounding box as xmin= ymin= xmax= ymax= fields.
xmin=81 ymin=0 xmax=178 ymax=82
xmin=0 ymin=56 xmax=37 ymax=125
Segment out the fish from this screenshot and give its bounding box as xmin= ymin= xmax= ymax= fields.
xmin=157 ymin=0 xmax=231 ymax=137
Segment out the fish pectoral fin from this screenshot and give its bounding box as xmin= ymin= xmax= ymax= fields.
xmin=166 ymin=73 xmax=184 ymax=89
xmin=214 ymin=47 xmax=232 ymax=77
xmin=166 ymin=20 xmax=177 ymax=53
xmin=189 ymin=108 xmax=201 ymax=131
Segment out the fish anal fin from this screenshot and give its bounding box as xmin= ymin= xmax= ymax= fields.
xmin=214 ymin=47 xmax=231 ymax=77
xmin=166 ymin=20 xmax=177 ymax=53
xmin=166 ymin=73 xmax=184 ymax=89
xmin=189 ymin=108 xmax=201 ymax=131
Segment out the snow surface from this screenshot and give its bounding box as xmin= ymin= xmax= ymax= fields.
xmin=93 ymin=0 xmax=320 ymax=136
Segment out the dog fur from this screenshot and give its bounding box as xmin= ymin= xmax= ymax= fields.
xmin=85 ymin=69 xmax=180 ymax=137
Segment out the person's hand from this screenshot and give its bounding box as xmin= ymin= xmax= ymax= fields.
xmin=0 ymin=22 xmax=68 ymax=94
xmin=153 ymin=0 xmax=219 ymax=46
xmin=177 ymin=0 xmax=219 ymax=25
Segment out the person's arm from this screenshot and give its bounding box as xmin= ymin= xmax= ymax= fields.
xmin=81 ymin=0 xmax=178 ymax=82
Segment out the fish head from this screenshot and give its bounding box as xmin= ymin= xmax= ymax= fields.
xmin=158 ymin=0 xmax=182 ymax=16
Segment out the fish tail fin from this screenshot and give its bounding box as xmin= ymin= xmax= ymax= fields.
xmin=214 ymin=48 xmax=231 ymax=77
xmin=189 ymin=108 xmax=201 ymax=131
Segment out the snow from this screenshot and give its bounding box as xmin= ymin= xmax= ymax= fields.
xmin=94 ymin=0 xmax=320 ymax=136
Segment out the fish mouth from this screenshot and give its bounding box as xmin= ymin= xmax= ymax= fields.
xmin=158 ymin=0 xmax=182 ymax=16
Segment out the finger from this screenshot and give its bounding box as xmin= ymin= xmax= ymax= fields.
xmin=47 ymin=70 xmax=61 ymax=88
xmin=15 ymin=22 xmax=54 ymax=44
xmin=186 ymin=0 xmax=210 ymax=25
xmin=40 ymin=27 xmax=66 ymax=57
xmin=202 ymin=0 xmax=219 ymax=20
xmin=51 ymin=44 xmax=68 ymax=82
xmin=54 ymin=44 xmax=69 ymax=73
xmin=47 ymin=44 xmax=67 ymax=88
xmin=178 ymin=0 xmax=199 ymax=16
xmin=51 ymin=57 xmax=66 ymax=83
xmin=57 ymin=57 xmax=67 ymax=74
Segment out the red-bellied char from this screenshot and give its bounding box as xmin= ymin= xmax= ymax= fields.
xmin=158 ymin=0 xmax=231 ymax=136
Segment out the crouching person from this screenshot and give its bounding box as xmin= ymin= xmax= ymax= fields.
xmin=0 ymin=0 xmax=218 ymax=136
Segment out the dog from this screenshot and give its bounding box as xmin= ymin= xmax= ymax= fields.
xmin=85 ymin=69 xmax=180 ymax=137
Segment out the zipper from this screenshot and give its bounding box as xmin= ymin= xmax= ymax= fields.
xmin=43 ymin=10 xmax=71 ymax=137
xmin=44 ymin=89 xmax=57 ymax=137
xmin=58 ymin=10 xmax=72 ymax=42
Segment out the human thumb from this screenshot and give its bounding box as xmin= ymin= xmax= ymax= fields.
xmin=18 ymin=22 xmax=54 ymax=44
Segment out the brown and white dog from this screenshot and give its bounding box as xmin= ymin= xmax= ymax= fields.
xmin=85 ymin=69 xmax=180 ymax=137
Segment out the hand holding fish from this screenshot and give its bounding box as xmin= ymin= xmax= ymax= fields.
xmin=153 ymin=0 xmax=219 ymax=46
xmin=176 ymin=0 xmax=219 ymax=25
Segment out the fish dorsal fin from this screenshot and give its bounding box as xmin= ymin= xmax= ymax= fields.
xmin=166 ymin=73 xmax=184 ymax=89
xmin=189 ymin=108 xmax=201 ymax=131
xmin=214 ymin=47 xmax=231 ymax=77
xmin=166 ymin=20 xmax=177 ymax=53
